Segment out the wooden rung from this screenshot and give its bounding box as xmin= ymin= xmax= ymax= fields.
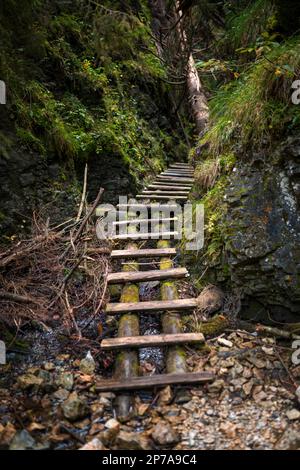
xmin=147 ymin=184 xmax=192 ymax=191
xmin=170 ymin=164 xmax=192 ymax=168
xmin=111 ymin=248 xmax=177 ymax=259
xmin=157 ymin=176 xmax=194 ymax=183
xmin=95 ymin=371 xmax=214 ymax=392
xmin=136 ymin=195 xmax=188 ymax=201
xmin=117 ymin=203 xmax=179 ymax=209
xmin=164 ymin=167 xmax=193 ymax=170
xmin=107 ymin=267 xmax=188 ymax=284
xmin=162 ymin=172 xmax=193 ymax=177
xmin=101 ymin=332 xmax=204 ymax=350
xmin=106 ymin=298 xmax=198 ymax=314
xmin=113 ymin=217 xmax=177 ymax=226
xmin=142 ymin=190 xmax=189 ymax=196
xmin=111 ymin=231 xmax=179 ymax=240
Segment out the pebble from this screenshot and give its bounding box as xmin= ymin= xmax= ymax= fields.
xmin=151 ymin=422 xmax=180 ymax=446
xmin=115 ymin=431 xmax=152 ymax=450
xmin=105 ymin=418 xmax=120 ymax=431
xmin=62 ymin=392 xmax=89 ymax=421
xmin=286 ymin=409 xmax=300 ymax=421
xmin=56 ymin=372 xmax=74 ymax=391
xmin=80 ymin=438 xmax=106 ymax=450
xmin=79 ymin=351 xmax=96 ymax=375
xmin=217 ymin=338 xmax=233 ymax=348
xmin=17 ymin=373 xmax=43 ymax=390
xmin=9 ymin=430 xmax=36 ymax=450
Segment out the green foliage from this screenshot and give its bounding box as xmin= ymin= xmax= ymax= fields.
xmin=200 ymin=38 xmax=300 ymax=155
xmin=0 ymin=0 xmax=181 ymax=183
xmin=224 ymin=0 xmax=277 ymax=53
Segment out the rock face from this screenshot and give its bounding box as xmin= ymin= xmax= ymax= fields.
xmin=0 ymin=148 xmax=78 ymax=239
xmin=220 ymin=137 xmax=300 ymax=319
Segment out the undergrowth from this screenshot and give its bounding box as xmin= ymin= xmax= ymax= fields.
xmin=0 ymin=0 xmax=185 ymax=183
xmin=200 ymin=38 xmax=300 ymax=156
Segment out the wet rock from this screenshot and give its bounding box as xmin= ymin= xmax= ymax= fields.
xmin=17 ymin=373 xmax=43 ymax=390
xmin=151 ymin=422 xmax=180 ymax=446
xmin=219 ymin=422 xmax=237 ymax=438
xmin=196 ymin=285 xmax=224 ymax=314
xmin=98 ymin=428 xmax=120 ymax=447
xmin=296 ymin=386 xmax=300 ymax=404
xmin=9 ymin=430 xmax=36 ymax=450
xmin=38 ymin=369 xmax=55 ymax=392
xmin=138 ymin=404 xmax=150 ymax=416
xmin=43 ymin=362 xmax=55 ymax=371
xmin=115 ymin=431 xmax=152 ymax=450
xmin=62 ymin=392 xmax=89 ymax=422
xmin=252 ymin=389 xmax=267 ymax=402
xmin=0 ymin=422 xmax=16 ymax=446
xmin=219 ymin=140 xmax=300 ymax=317
xmin=104 ymin=418 xmax=120 ymax=432
xmin=174 ymin=390 xmax=192 ymax=404
xmin=275 ymin=428 xmax=300 ymax=450
xmin=53 ymin=388 xmax=70 ymax=401
xmin=98 ymin=396 xmax=111 ymax=408
xmin=242 ymin=379 xmax=255 ymax=396
xmin=79 ymin=438 xmax=106 ymax=450
xmin=79 ymin=351 xmax=96 ymax=375
xmin=208 ymin=379 xmax=225 ymax=393
xmin=90 ymin=402 xmax=104 ymax=418
xmin=56 ymin=371 xmax=74 ymax=391
xmin=158 ymin=386 xmax=173 ymax=405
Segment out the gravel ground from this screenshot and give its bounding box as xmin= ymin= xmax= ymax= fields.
xmin=0 ymin=328 xmax=299 ymax=450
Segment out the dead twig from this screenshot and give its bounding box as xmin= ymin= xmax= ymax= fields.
xmin=76 ymin=164 xmax=88 ymax=222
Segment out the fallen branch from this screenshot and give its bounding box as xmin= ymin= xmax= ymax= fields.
xmin=0 ymin=291 xmax=39 ymax=305
xmin=61 ymin=187 xmax=104 ymax=260
xmin=76 ymin=164 xmax=88 ymax=222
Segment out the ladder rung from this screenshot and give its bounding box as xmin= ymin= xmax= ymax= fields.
xmin=141 ymin=190 xmax=189 ymax=196
xmin=95 ymin=371 xmax=214 ymax=392
xmin=117 ymin=203 xmax=179 ymax=209
xmin=113 ymin=217 xmax=177 ymax=226
xmin=107 ymin=267 xmax=188 ymax=284
xmin=101 ymin=332 xmax=204 ymax=350
xmin=147 ymin=184 xmax=192 ymax=190
xmin=157 ymin=176 xmax=194 ymax=183
xmin=111 ymin=231 xmax=179 ymax=240
xmin=170 ymin=164 xmax=192 ymax=168
xmin=106 ymin=298 xmax=198 ymax=314
xmin=136 ymin=194 xmax=188 ymax=201
xmin=152 ymin=181 xmax=193 ymax=187
xmin=162 ymin=172 xmax=193 ymax=177
xmin=110 ymin=248 xmax=177 ymax=259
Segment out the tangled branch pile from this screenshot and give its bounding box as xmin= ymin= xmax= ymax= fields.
xmin=0 ymin=187 xmax=111 ymax=337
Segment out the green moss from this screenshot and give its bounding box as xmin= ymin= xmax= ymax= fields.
xmin=160 ymin=257 xmax=173 ymax=270
xmin=120 ymin=284 xmax=139 ymax=303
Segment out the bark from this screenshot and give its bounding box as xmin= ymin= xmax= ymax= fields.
xmin=176 ymin=2 xmax=209 ymax=135
xmin=157 ymin=239 xmax=187 ymax=374
xmin=114 ymin=242 xmax=140 ymax=422
xmin=149 ymin=0 xmax=209 ymax=136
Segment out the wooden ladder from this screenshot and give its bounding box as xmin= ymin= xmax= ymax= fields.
xmin=96 ymin=163 xmax=214 ymax=395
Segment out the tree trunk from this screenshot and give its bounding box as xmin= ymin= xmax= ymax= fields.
xmin=148 ymin=0 xmax=209 ymax=136
xmin=176 ymin=2 xmax=209 ymax=135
